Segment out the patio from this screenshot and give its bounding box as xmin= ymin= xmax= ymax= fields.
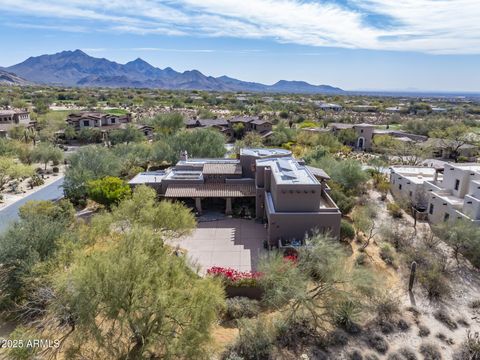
xmin=170 ymin=217 xmax=267 ymax=274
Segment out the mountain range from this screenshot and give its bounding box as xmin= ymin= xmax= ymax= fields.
xmin=3 ymin=50 xmax=344 ymax=94
xmin=0 ymin=69 xmax=32 ymax=86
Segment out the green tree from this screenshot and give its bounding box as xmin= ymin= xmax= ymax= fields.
xmin=0 ymin=157 xmax=34 ymax=189
xmin=109 ymin=125 xmax=144 ymax=145
xmin=63 ymin=146 xmax=122 ymax=203
xmin=148 ymin=112 xmax=185 ymax=135
xmin=166 ymin=128 xmax=226 ymax=160
xmin=337 ymin=128 xmax=358 ymax=146
xmin=352 ymin=204 xmax=378 ymax=249
xmin=0 ymin=200 xmax=74 ymax=307
xmin=434 ymin=219 xmax=480 ymax=266
xmin=56 ymin=227 xmax=225 ymax=359
xmin=77 ymin=128 xmax=103 ymax=144
xmin=259 ymin=233 xmax=377 ymax=331
xmin=87 ymin=176 xmax=131 ymax=208
xmin=31 ymin=143 xmax=64 ymax=170
xmin=430 ymin=124 xmax=475 ymax=161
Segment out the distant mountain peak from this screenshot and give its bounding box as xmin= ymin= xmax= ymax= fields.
xmin=5 ymin=50 xmax=344 ymax=94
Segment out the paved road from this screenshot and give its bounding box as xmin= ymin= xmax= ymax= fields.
xmin=0 ymin=176 xmax=64 ymax=233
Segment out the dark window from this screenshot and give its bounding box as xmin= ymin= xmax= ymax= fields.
xmin=83 ymin=120 xmax=89 ymax=127
xmin=409 ymin=191 xmax=413 ymax=197
xmin=443 ymin=213 xmax=450 ymax=221
xmin=111 ymin=118 xmax=116 ymax=124
xmin=399 ymin=184 xmax=402 ymax=190
xmin=429 ymin=204 xmax=434 ymax=214
xmin=455 ymin=179 xmax=460 ymax=190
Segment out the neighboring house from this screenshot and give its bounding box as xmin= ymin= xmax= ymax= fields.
xmin=425 ymin=163 xmax=480 ymax=225
xmin=389 ymin=163 xmax=480 ymax=226
xmin=0 ymin=109 xmax=34 ymax=137
xmin=329 ymin=123 xmax=375 ymax=150
xmin=66 ymin=112 xmax=132 ymax=131
xmin=185 ymin=116 xmax=273 ymax=140
xmin=390 ymin=166 xmax=438 ymax=209
xmin=316 ymin=102 xmax=343 ymax=112
xmin=129 ymin=148 xmax=341 ymax=245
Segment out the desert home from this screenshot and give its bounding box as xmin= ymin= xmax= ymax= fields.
xmin=390 ymin=162 xmax=480 ymax=225
xmin=61 ymin=111 xmax=153 ymax=139
xmin=185 ymin=115 xmax=273 ymax=140
xmin=129 ymin=148 xmax=341 ymax=246
xmin=0 ymin=109 xmax=34 ymax=137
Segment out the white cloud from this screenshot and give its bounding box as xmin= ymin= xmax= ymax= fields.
xmin=0 ymin=0 xmax=479 ymax=54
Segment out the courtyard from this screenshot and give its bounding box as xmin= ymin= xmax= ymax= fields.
xmin=171 ymin=217 xmax=267 ymax=274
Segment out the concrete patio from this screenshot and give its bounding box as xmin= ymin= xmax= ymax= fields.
xmin=171 ymin=218 xmax=267 ymax=273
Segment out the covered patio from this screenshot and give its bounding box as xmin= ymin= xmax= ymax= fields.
xmin=164 ymin=183 xmax=255 ymax=215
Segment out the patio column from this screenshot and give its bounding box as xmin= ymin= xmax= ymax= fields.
xmin=433 ymin=170 xmax=439 ymax=183
xmin=195 ymin=197 xmax=202 ymax=214
xmin=225 ymin=197 xmax=232 ymax=215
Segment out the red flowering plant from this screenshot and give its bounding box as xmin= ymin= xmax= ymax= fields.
xmin=283 ymin=248 xmax=299 ymax=264
xmin=206 ymin=267 xmax=262 ymax=287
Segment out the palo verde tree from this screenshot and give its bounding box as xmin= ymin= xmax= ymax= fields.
xmin=259 ymin=233 xmax=378 ymax=333
xmin=86 ymin=176 xmax=131 ymax=209
xmin=55 ymin=227 xmax=225 ymax=359
xmin=31 ymin=143 xmax=64 ymax=170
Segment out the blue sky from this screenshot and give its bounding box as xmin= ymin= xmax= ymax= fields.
xmin=0 ymin=0 xmax=479 ymax=92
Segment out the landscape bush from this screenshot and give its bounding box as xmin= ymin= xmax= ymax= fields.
xmin=224 ymin=318 xmax=274 ymax=360
xmin=419 ymin=343 xmax=442 ymax=360
xmin=418 ymin=324 xmax=431 ymax=337
xmin=379 ymin=243 xmax=396 ymax=267
xmin=453 ymin=331 xmax=480 ymax=360
xmin=365 ymin=332 xmax=389 ymax=354
xmin=433 ymin=309 xmax=458 ymax=331
xmin=207 ymin=267 xmax=262 ymax=287
xmin=387 ymin=202 xmax=403 ymax=218
xmin=340 ymin=219 xmax=355 ymax=242
xmin=225 ymin=297 xmax=261 ymax=321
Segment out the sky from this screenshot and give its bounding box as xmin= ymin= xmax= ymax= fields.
xmin=0 ymin=0 xmax=479 ymax=92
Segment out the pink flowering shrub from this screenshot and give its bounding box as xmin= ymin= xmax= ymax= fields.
xmin=207 ymin=267 xmax=262 ymax=287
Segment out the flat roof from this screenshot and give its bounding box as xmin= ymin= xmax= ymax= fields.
xmin=203 ymin=162 xmax=242 ymax=175
xmin=240 ymin=148 xmax=291 ymax=157
xmin=257 ymin=157 xmax=319 ymax=185
xmin=164 ymin=183 xmax=255 ymax=198
xmin=450 ymin=164 xmax=480 ymax=173
xmin=128 ymin=171 xmax=167 ymax=184
xmin=390 ymin=166 xmax=437 ymax=184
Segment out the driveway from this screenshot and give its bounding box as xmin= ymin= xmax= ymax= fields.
xmin=0 ymin=176 xmax=64 ymax=233
xmin=171 ymin=218 xmax=267 ymax=273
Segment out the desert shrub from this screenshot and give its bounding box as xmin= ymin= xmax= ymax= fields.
xmin=387 ymin=202 xmax=403 ymax=218
xmin=379 ymin=243 xmax=397 ymax=267
xmin=334 ymin=299 xmax=362 ymax=331
xmin=387 ymin=353 xmax=403 ymax=360
xmin=52 ymin=166 xmax=60 ymax=173
xmin=418 ymin=265 xmax=451 ymax=300
xmin=275 ymin=315 xmax=320 ymax=350
xmin=349 ymin=350 xmax=364 ymax=360
xmin=225 ymin=297 xmax=260 ymax=321
xmin=328 ymin=328 xmax=349 ymax=347
xmin=28 ymin=174 xmax=44 ymax=188
xmin=365 ymin=332 xmax=389 ymax=354
xmin=433 ymin=309 xmax=458 ymax=331
xmin=457 ymin=318 xmax=470 ymax=328
xmin=365 ymin=354 xmax=380 ymax=360
xmin=378 ymin=320 xmax=396 ymax=334
xmin=397 ymin=319 xmax=411 ymax=332
xmin=373 ymin=292 xmax=400 ymax=321
xmin=453 ymin=331 xmax=480 ymax=360
xmin=419 ymin=343 xmax=442 ymax=360
xmin=470 ymin=300 xmax=480 ymax=309
xmin=399 ymin=347 xmax=418 ymax=360
xmin=340 ymin=220 xmax=355 ymax=241
xmin=225 ymin=318 xmax=274 ymax=360
xmin=355 ymin=253 xmax=367 ymax=266
xmin=418 ymin=324 xmax=431 ymax=337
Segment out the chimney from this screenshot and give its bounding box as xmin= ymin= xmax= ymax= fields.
xmin=180 ymin=150 xmax=188 ymax=161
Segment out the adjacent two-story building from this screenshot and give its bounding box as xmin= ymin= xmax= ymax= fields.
xmin=185 ymin=116 xmax=273 ymax=140
xmin=129 ymin=148 xmax=341 ymax=245
xmin=65 ymin=112 xmax=153 ymax=139
xmin=390 ymin=163 xmax=480 ymax=225
xmin=0 ymin=109 xmax=34 ymax=137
